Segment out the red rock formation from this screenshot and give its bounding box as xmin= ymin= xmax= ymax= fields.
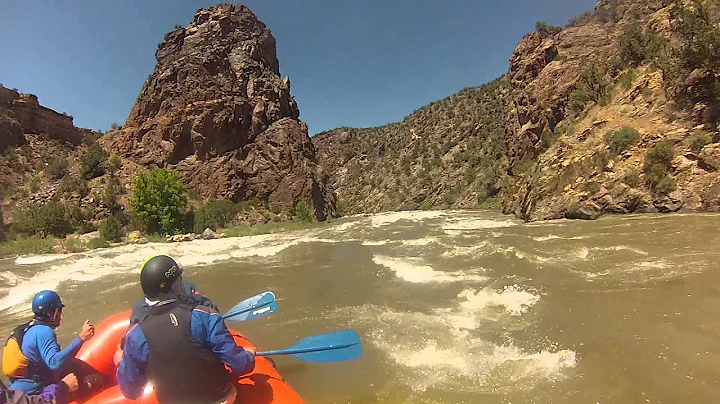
xmin=108 ymin=4 xmax=335 ymax=219
xmin=0 ymin=85 xmax=84 ymax=150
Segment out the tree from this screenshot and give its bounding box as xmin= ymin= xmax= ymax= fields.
xmin=129 ymin=169 xmax=188 ymax=234
xmin=80 ymin=142 xmax=109 ymax=179
xmin=535 ymin=21 xmax=561 ymax=37
xmin=295 ymin=201 xmax=313 ymax=223
xmin=99 ymin=215 xmax=125 ymax=242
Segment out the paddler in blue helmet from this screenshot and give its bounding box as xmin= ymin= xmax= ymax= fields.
xmin=116 ymin=255 xmax=255 ymax=403
xmin=3 ymin=290 xmax=95 ymax=403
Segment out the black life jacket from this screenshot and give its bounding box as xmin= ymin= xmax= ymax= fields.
xmin=139 ymin=300 xmax=231 ymax=404
xmin=2 ymin=320 xmax=52 ymax=384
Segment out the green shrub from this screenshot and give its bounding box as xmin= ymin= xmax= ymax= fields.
xmin=644 ymin=140 xmax=675 ymax=189
xmin=269 ymin=204 xmax=281 ymax=215
xmin=11 ymin=202 xmax=79 ymax=238
xmin=59 ymin=175 xmax=89 ymax=198
xmin=622 ymin=170 xmax=642 ymax=187
xmin=594 ymin=151 xmax=610 ymax=172
xmin=295 ymin=200 xmax=313 ymax=223
xmin=46 ymin=158 xmax=69 ymax=180
xmin=129 ymin=169 xmax=188 ymax=234
xmin=689 ymin=130 xmax=710 ymax=153
xmin=108 ymin=155 xmax=121 ymax=175
xmin=618 ymin=69 xmax=637 ymax=90
xmin=670 ymin=0 xmax=720 ymax=75
xmin=569 ymin=64 xmax=610 ymax=116
xmin=193 ymin=199 xmax=237 ymax=233
xmin=99 ymin=215 xmax=125 ymax=242
xmin=88 ymin=236 xmax=109 ymax=249
xmin=103 ymin=176 xmax=121 ymax=211
xmin=539 ymin=129 xmax=559 ymax=152
xmin=645 ymin=163 xmax=668 ymax=187
xmin=535 ymin=21 xmax=562 ymax=37
xmin=336 ymin=200 xmax=347 ymax=217
xmin=618 ymin=19 xmax=667 ymax=66
xmin=657 ymin=175 xmax=677 ymax=195
xmin=644 ymin=141 xmax=675 ymax=172
xmin=80 ymin=142 xmax=108 ymax=179
xmin=29 ymin=176 xmax=40 ymax=193
xmin=0 ymin=236 xmax=55 ymax=256
xmin=605 ymin=126 xmax=640 ymax=155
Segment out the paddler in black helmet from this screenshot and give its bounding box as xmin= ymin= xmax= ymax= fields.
xmin=128 ymin=256 xmax=218 ymax=324
xmin=115 ymin=255 xmax=255 ymax=403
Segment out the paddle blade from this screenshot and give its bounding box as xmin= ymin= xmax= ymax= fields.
xmin=258 ymin=330 xmax=362 ymax=363
xmin=222 ymin=291 xmax=277 ymax=322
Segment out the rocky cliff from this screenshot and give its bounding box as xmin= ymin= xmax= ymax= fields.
xmin=502 ymin=0 xmax=720 ymax=220
xmin=315 ymin=0 xmax=720 ymax=220
xmin=0 ymin=86 xmax=85 ymax=150
xmin=314 ymin=77 xmax=509 ymax=214
xmin=107 ymin=4 xmax=335 ymax=219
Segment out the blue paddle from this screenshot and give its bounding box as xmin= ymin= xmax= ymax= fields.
xmin=256 ymin=330 xmax=362 ymax=363
xmin=222 ymin=291 xmax=277 ymax=322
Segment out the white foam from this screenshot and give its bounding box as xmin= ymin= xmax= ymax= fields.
xmin=372 ymin=255 xmax=485 ymax=284
xmin=402 ymin=237 xmax=438 ymax=246
xmin=362 ymin=240 xmax=390 ymax=246
xmin=0 ymin=271 xmax=23 ymax=287
xmin=441 ymin=242 xmax=490 ymax=258
xmin=594 ymin=245 xmax=649 ymax=255
xmin=347 ymin=302 xmax=576 ymax=394
xmin=331 ymin=220 xmax=362 ymax=232
xmin=370 ymin=210 xmax=445 ymax=227
xmin=531 ymin=235 xmax=561 ymax=242
xmin=442 ymin=218 xmax=519 ymax=231
xmin=15 ymin=254 xmax=70 ymax=265
xmin=575 ymin=247 xmax=590 ymax=260
xmin=457 ymin=286 xmax=540 ymax=317
xmin=0 ymin=232 xmax=304 ymax=313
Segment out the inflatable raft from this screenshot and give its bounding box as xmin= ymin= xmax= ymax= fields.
xmin=68 ymin=310 xmax=304 ymax=404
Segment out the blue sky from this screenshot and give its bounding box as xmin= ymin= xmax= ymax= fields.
xmin=0 ymin=0 xmax=596 ymax=135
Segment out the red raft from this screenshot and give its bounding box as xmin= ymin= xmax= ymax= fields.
xmin=69 ymin=310 xmax=304 ymax=404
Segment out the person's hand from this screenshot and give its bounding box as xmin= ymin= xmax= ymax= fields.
xmin=61 ymin=373 xmax=79 ymax=392
xmin=113 ymin=345 xmax=124 ymax=366
xmin=79 ymin=320 xmax=95 ymax=341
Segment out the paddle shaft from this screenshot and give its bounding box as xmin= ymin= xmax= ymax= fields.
xmin=257 ymin=342 xmax=359 ymax=357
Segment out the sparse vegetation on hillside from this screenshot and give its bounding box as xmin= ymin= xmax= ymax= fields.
xmin=80 ymin=141 xmax=109 ymax=179
xmin=618 ymin=19 xmax=667 ymax=66
xmin=569 ymin=63 xmax=611 ymax=116
xmin=605 ymin=126 xmax=640 ymax=155
xmin=535 ymin=21 xmax=561 ymax=37
xmin=644 ymin=141 xmax=675 ymax=191
xmin=315 ymin=76 xmax=509 ymax=213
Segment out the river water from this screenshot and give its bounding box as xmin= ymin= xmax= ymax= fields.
xmin=1 ymin=211 xmax=719 ymax=403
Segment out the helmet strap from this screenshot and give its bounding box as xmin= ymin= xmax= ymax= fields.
xmin=49 ymin=308 xmax=62 ymax=327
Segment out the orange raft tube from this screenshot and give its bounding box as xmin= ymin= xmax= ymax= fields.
xmin=69 ymin=310 xmax=304 ymax=404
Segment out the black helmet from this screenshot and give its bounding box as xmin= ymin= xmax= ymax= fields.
xmin=140 ymin=255 xmax=183 ymax=298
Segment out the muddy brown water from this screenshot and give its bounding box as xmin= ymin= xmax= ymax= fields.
xmin=1 ymin=211 xmax=719 ymax=403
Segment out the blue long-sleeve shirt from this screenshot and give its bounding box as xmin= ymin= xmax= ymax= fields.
xmin=8 ymin=324 xmax=84 ymax=395
xmin=117 ymin=304 xmax=255 ymax=400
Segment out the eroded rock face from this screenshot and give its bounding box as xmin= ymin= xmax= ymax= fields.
xmin=0 ymin=86 xmax=83 ymax=150
xmin=108 ymin=4 xmax=334 ymax=219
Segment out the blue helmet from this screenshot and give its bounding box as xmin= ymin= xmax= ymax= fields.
xmin=32 ymin=290 xmax=65 ymax=317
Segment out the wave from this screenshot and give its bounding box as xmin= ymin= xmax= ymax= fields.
xmin=372 ymin=255 xmax=486 ymax=284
